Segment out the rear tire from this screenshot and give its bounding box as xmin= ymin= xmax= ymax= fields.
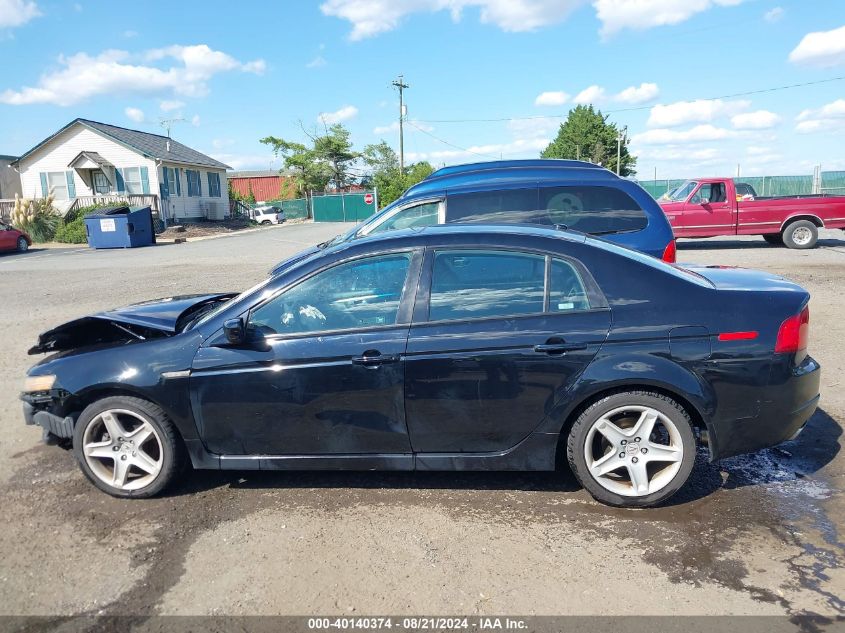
xmin=567 ymin=391 xmax=696 ymax=508
xmin=783 ymin=220 xmax=818 ymax=249
xmin=261 ymin=220 xmax=271 ymax=225
xmin=16 ymin=237 xmax=29 ymax=252
xmin=763 ymin=234 xmax=783 ymax=245
xmin=72 ymin=396 xmax=184 ymax=498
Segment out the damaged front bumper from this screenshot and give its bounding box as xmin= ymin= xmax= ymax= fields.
xmin=22 ymin=393 xmax=76 ymax=443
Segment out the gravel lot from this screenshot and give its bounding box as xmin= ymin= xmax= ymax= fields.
xmin=1 ymin=223 xmax=844 ymax=618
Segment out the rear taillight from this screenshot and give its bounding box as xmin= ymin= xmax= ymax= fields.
xmin=775 ymin=305 xmax=810 ymax=354
xmin=661 ymin=240 xmax=676 ymax=263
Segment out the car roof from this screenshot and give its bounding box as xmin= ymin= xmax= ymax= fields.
xmin=404 ymin=159 xmax=618 ymax=198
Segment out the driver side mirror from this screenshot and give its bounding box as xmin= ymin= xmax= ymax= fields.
xmin=223 ymin=318 xmax=246 ymax=345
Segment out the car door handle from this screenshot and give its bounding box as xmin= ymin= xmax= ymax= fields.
xmin=351 ymin=353 xmax=400 ymax=366
xmin=534 ymin=342 xmax=588 ymax=354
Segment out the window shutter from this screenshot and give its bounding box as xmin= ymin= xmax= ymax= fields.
xmin=140 ymin=166 xmax=150 ymax=194
xmin=186 ymin=170 xmax=193 ymax=197
xmin=116 ymin=168 xmax=125 ymax=193
xmin=65 ymin=171 xmax=76 ymax=198
xmin=215 ymin=173 xmax=222 ymax=197
xmin=39 ymin=173 xmax=48 ymax=197
xmin=197 ymin=171 xmax=203 ymax=197
xmin=175 ymin=168 xmax=182 ymax=196
xmin=161 ymin=167 xmax=170 ymax=199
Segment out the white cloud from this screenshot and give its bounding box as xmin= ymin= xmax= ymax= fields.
xmin=123 ymin=29 xmax=138 ymax=38
xmin=789 ymin=25 xmax=845 ymax=67
xmin=320 ymin=0 xmax=586 ymax=40
xmin=647 ymin=98 xmax=750 ymax=127
xmin=306 ymin=55 xmax=327 ymax=68
xmin=746 ymin=146 xmax=773 ymax=156
xmin=763 ymin=6 xmax=783 ymax=22
xmin=795 ymin=99 xmax=845 ymax=134
xmin=594 ymin=0 xmax=744 ymax=37
xmin=318 ymin=105 xmax=359 ymax=124
xmin=124 ymin=106 xmax=144 ymax=123
xmin=632 ymin=124 xmax=739 ymax=145
xmin=159 ymin=99 xmax=185 ymax=112
xmin=406 ymin=137 xmax=550 ymax=164
xmin=614 ymin=82 xmax=659 ymax=105
xmin=191 ymin=114 xmax=201 ymax=127
xmin=507 ymin=117 xmax=559 ymax=139
xmin=731 ymin=110 xmax=781 ymax=130
xmin=0 ymin=0 xmax=40 ymax=29
xmin=0 ymin=44 xmax=266 ymax=106
xmin=534 ymin=90 xmax=569 ymax=106
xmin=210 ymin=152 xmax=280 ymax=171
xmin=636 ymin=146 xmax=721 ymax=162
xmin=573 ymin=85 xmax=605 ymax=104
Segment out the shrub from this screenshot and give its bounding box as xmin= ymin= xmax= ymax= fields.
xmin=55 ymin=204 xmax=115 ymax=244
xmin=10 ymin=193 xmax=60 ymax=243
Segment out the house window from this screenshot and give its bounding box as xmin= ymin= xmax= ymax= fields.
xmin=123 ymin=167 xmax=143 ymax=194
xmin=186 ymin=170 xmax=202 ymax=197
xmin=47 ymin=172 xmax=69 ymax=200
xmin=167 ymin=168 xmax=179 ymax=197
xmin=207 ymin=172 xmax=222 ymax=197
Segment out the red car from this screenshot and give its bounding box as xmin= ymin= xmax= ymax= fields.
xmin=0 ymin=222 xmax=32 ymax=253
xmin=659 ymin=178 xmax=845 ymax=249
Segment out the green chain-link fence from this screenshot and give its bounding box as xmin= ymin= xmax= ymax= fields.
xmin=638 ymin=171 xmax=845 ymax=198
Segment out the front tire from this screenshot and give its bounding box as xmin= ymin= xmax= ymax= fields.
xmin=16 ymin=237 xmax=29 ymax=252
xmin=783 ymin=220 xmax=818 ymax=249
xmin=567 ymin=391 xmax=696 ymax=508
xmin=72 ymin=396 xmax=184 ymax=498
xmin=261 ymin=220 xmax=271 ymax=225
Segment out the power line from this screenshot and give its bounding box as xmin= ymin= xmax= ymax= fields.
xmin=414 ymin=75 xmax=845 ymax=124
xmin=405 ymin=120 xmax=501 ymax=160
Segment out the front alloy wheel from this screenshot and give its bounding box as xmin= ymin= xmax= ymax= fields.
xmin=568 ymin=391 xmax=696 ymax=507
xmin=73 ymin=396 xmax=184 ymax=497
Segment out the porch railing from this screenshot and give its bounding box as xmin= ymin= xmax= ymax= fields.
xmin=67 ymin=194 xmax=160 ymax=215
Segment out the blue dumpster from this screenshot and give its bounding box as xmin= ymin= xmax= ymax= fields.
xmin=84 ymin=206 xmax=156 ymax=249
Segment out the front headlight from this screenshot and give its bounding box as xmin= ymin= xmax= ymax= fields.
xmin=23 ymin=374 xmax=56 ymax=392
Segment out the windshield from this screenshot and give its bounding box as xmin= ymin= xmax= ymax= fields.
xmin=667 ymin=181 xmax=697 ymax=201
xmin=319 ymin=199 xmax=403 ymax=248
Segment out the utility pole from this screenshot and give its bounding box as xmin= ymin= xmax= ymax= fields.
xmin=392 ymin=75 xmax=409 ymax=174
xmin=616 ymin=126 xmax=627 ymax=176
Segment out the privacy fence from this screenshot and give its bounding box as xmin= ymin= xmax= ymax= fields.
xmin=255 ymin=191 xmax=378 ymax=222
xmin=637 ymin=170 xmax=845 ymax=199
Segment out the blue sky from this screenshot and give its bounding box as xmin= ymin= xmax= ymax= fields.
xmin=1 ymin=0 xmax=844 ymax=179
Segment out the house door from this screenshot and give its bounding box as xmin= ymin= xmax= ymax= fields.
xmin=92 ymin=170 xmax=110 ymax=194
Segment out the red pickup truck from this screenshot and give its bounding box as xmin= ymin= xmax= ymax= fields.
xmin=658 ymin=178 xmax=845 ymax=249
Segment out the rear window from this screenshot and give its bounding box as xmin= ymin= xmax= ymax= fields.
xmin=447 ymin=186 xmax=648 ymax=234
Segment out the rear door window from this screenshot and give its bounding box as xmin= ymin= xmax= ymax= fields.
xmin=539 ymin=186 xmax=648 ymax=234
xmin=447 ymin=188 xmax=540 ymax=224
xmin=428 ymin=250 xmax=546 ymax=321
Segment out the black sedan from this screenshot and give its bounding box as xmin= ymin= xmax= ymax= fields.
xmin=21 ymin=225 xmax=820 ymax=507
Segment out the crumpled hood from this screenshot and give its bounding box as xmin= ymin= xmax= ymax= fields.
xmin=29 ymin=293 xmax=234 ymax=355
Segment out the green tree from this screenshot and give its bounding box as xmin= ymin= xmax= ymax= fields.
xmin=314 ymin=124 xmax=359 ymax=189
xmin=259 ymin=136 xmax=331 ymax=196
xmin=541 ymin=105 xmax=636 ymax=176
xmin=362 ymin=141 xmax=434 ymax=208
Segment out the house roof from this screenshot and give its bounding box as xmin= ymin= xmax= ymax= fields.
xmin=13 ymin=118 xmax=231 ymax=170
xmin=228 ymin=170 xmax=292 ymax=178
xmin=68 ymin=150 xmax=113 ymax=170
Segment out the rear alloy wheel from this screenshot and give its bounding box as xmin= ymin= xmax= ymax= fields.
xmin=783 ymin=220 xmax=818 ymax=249
xmin=567 ymin=391 xmax=696 ymax=507
xmin=16 ymin=237 xmax=29 ymax=252
xmin=763 ymin=234 xmax=783 ymax=246
xmin=73 ymin=396 xmax=184 ymax=498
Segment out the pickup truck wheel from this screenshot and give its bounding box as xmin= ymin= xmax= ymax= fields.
xmin=763 ymin=234 xmax=783 ymax=245
xmin=72 ymin=396 xmax=185 ymax=498
xmin=783 ymin=220 xmax=818 ymax=249
xmin=567 ymin=391 xmax=696 ymax=508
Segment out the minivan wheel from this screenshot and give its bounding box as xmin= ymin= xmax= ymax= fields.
xmin=783 ymin=220 xmax=818 ymax=249
xmin=72 ymin=396 xmax=184 ymax=498
xmin=567 ymin=391 xmax=696 ymax=508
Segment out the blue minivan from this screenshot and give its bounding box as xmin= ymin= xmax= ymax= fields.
xmin=330 ymin=159 xmax=676 ymax=262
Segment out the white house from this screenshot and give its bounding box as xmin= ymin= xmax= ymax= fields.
xmin=12 ymin=118 xmax=231 ymax=222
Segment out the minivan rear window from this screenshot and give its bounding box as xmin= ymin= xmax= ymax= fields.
xmin=447 ymin=185 xmax=648 ymax=234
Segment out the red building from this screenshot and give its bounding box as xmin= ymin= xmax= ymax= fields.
xmin=228 ymin=170 xmax=295 ymax=203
